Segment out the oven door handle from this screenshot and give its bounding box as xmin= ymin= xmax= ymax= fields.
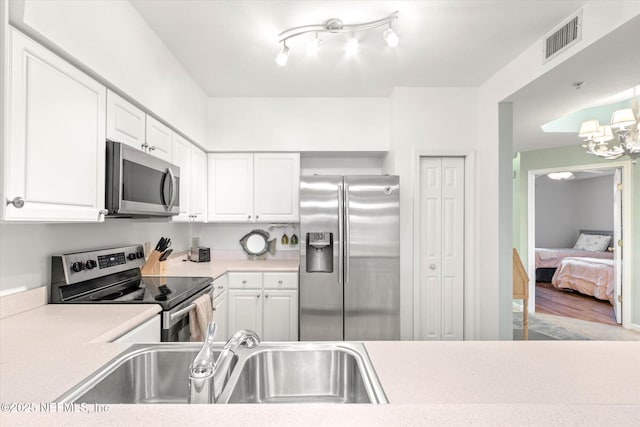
xmin=169 ymin=287 xmax=214 ymax=322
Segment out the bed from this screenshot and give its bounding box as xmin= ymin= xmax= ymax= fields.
xmin=551 ymin=257 xmax=615 ymax=304
xmin=535 ymin=230 xmax=614 ymax=282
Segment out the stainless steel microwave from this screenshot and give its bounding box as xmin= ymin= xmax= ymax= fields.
xmin=106 ymin=140 xmax=180 ymax=217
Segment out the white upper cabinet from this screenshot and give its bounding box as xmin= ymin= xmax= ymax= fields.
xmin=106 ymin=90 xmax=146 ymax=151
xmin=145 ymin=116 xmax=173 ymax=162
xmin=3 ymin=29 xmax=106 ymax=222
xmin=208 ymin=153 xmax=254 ymax=222
xmin=171 ymin=133 xmax=191 ymax=222
xmin=172 ymin=135 xmax=207 ymax=223
xmin=254 ymin=153 xmax=300 ymax=222
xmin=190 ymin=146 xmax=207 ymax=222
xmin=207 ymin=153 xmax=299 ymax=222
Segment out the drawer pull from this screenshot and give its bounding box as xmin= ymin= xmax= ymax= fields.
xmin=218 ymin=285 xmax=224 ymax=289
xmin=242 ymin=280 xmax=247 ymax=284
xmin=278 ymin=280 xmax=283 ymax=284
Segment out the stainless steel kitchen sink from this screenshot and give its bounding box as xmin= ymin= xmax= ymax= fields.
xmin=56 ymin=342 xmax=387 ymax=404
xmin=55 ymin=343 xmax=232 ymax=404
xmin=218 ymin=342 xmax=388 ymax=404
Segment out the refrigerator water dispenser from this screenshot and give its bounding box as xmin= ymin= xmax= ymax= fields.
xmin=306 ymin=232 xmax=333 ymax=273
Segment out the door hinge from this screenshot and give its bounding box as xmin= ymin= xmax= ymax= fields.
xmin=617 ymin=183 xmax=622 ymax=191
xmin=618 ymin=295 xmax=622 ymax=303
xmin=618 ymin=239 xmax=623 ymax=247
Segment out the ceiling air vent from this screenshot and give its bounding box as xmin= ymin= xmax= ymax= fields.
xmin=543 ymin=10 xmax=582 ymax=63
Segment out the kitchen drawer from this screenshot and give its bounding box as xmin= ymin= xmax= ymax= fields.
xmin=228 ymin=272 xmax=262 ymax=289
xmin=263 ymin=272 xmax=298 ymax=289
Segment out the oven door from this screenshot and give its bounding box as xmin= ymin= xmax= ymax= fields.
xmin=106 ymin=140 xmax=180 ymax=217
xmin=161 ymin=285 xmax=213 ymax=342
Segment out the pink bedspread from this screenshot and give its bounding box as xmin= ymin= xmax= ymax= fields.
xmin=535 ymin=248 xmax=613 ymax=269
xmin=551 ymin=257 xmax=615 ymax=304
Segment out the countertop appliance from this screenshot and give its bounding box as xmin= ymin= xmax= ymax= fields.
xmin=105 ymin=140 xmax=180 ymax=217
xmin=299 ymin=175 xmax=400 ymax=341
xmin=190 ymin=246 xmax=210 ymax=263
xmin=50 ymin=245 xmax=216 ymax=342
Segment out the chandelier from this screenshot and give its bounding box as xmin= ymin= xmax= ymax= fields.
xmin=276 ymin=11 xmax=399 ymax=66
xmin=579 ymin=91 xmax=640 ymax=164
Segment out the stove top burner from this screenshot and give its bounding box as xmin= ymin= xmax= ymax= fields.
xmin=67 ymin=276 xmax=212 ymax=310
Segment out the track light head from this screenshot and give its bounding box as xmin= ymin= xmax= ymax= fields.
xmin=383 ymin=27 xmax=399 ymax=47
xmin=276 ymin=44 xmax=290 ymax=66
xmin=306 ymin=34 xmax=322 ymax=56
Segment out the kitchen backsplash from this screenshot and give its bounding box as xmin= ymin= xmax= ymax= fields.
xmin=189 ymin=222 xmax=300 ymax=259
xmin=0 ymin=220 xmax=191 ymax=296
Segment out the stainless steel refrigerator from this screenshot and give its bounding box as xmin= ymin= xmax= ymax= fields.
xmin=299 ymin=175 xmax=400 ymax=341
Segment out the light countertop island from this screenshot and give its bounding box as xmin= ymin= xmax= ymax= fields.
xmin=1 ymin=258 xmax=639 ymax=426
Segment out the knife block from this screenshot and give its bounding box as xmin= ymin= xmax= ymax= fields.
xmin=141 ymin=250 xmax=166 ymax=276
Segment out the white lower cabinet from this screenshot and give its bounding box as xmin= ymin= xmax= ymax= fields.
xmin=113 ymin=315 xmax=160 ymax=344
xmin=228 ymin=289 xmax=264 ymax=336
xmin=263 ymin=290 xmax=298 ymax=341
xmin=212 ymin=275 xmax=228 ymax=342
xmin=227 ymin=272 xmax=298 ymax=341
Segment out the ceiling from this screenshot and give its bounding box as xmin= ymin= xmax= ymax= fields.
xmin=130 ymin=0 xmax=586 ymax=97
xmin=509 ymin=14 xmax=640 ymax=152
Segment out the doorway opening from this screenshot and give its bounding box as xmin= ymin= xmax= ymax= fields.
xmin=526 ymin=161 xmax=633 ymax=337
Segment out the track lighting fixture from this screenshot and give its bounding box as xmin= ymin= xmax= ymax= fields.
xmin=275 ymin=11 xmax=399 ymax=65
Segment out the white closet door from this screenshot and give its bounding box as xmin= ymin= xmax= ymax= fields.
xmin=440 ymin=157 xmax=465 ymax=340
xmin=418 ymin=157 xmax=442 ymax=339
xmin=416 ymin=157 xmax=464 ymax=340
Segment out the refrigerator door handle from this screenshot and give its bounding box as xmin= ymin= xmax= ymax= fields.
xmin=344 ymin=183 xmax=350 ymax=285
xmin=338 ymin=183 xmax=344 ymax=286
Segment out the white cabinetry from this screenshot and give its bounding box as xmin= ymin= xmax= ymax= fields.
xmin=106 ymin=90 xmax=146 ymax=151
xmin=207 ymin=153 xmax=299 ymax=223
xmin=3 ymin=28 xmax=106 ymax=222
xmin=113 ymin=315 xmax=160 ymax=344
xmin=227 ymin=272 xmax=298 ymax=341
xmin=171 ymin=133 xmax=191 ymax=222
xmin=212 ymin=275 xmax=228 ymax=342
xmin=145 ymin=115 xmax=173 ymax=162
xmin=253 ymin=154 xmax=300 ymax=222
xmin=189 ymin=146 xmax=207 ymax=222
xmin=207 ymin=154 xmax=254 ymax=222
xmin=172 ymin=135 xmax=207 ymax=223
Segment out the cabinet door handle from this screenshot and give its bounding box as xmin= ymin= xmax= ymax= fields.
xmin=265 ymin=294 xmax=269 ymax=298
xmin=257 ymin=294 xmax=261 ymax=298
xmin=255 ymin=215 xmax=259 ymax=220
xmin=218 ymin=285 xmax=224 ymax=289
xmin=242 ymin=280 xmax=247 ymax=284
xmin=247 ymin=215 xmax=251 ymax=220
xmin=141 ymin=142 xmax=149 ymax=151
xmin=149 ymin=145 xmax=157 ymax=151
xmin=212 ymin=307 xmax=216 ymax=311
xmin=6 ymin=197 xmax=24 ymax=208
xmin=278 ymin=280 xmax=283 ymax=284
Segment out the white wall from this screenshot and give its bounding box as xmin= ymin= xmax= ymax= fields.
xmin=535 ymin=175 xmax=614 ymax=248
xmin=206 ymin=98 xmax=389 ymax=152
xmin=9 ymin=0 xmax=208 ymax=144
xmin=189 ymin=223 xmax=299 ymax=258
xmin=0 ymin=221 xmax=191 ymax=296
xmin=383 ymin=87 xmax=479 ymax=340
xmin=477 ymin=0 xmax=640 ymax=339
xmin=301 ymin=156 xmax=383 ymax=176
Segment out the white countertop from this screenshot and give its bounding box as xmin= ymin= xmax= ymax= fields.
xmin=159 ymin=256 xmax=299 ymax=280
xmin=1 ymin=258 xmax=639 ymax=426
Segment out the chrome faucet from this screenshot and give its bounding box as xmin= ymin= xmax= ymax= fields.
xmin=189 ymin=322 xmax=261 ymax=404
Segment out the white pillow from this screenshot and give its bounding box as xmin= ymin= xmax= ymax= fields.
xmin=573 ymin=234 xmax=611 ymax=252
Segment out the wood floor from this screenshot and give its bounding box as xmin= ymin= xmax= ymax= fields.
xmin=535 ymin=282 xmax=618 ymax=326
